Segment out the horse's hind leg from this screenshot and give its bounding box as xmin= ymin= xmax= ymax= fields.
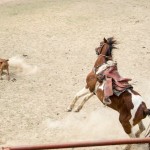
xmin=124 ymin=122 xmax=145 ymax=149
xmin=121 ymin=132 xmax=137 ymax=150
xmin=67 ymin=87 xmax=91 ymax=112
xmin=135 ymin=121 xmax=145 ymax=137
xmin=119 ymin=116 xmax=135 ymax=150
xmin=74 ymin=92 xmax=94 ymax=112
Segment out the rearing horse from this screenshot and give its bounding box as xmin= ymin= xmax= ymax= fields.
xmin=67 ymin=37 xmax=117 ymax=112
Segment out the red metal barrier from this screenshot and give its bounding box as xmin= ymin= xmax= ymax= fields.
xmin=2 ymin=138 xmax=150 ymax=150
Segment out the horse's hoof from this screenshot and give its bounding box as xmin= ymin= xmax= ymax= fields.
xmin=124 ymin=145 xmax=131 ymax=150
xmin=74 ymin=107 xmax=81 ymax=112
xmin=66 ymin=107 xmax=72 ymax=112
xmin=74 ymin=109 xmax=80 ymax=112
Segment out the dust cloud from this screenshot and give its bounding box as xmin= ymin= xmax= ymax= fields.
xmin=9 ymin=56 xmax=38 ymax=75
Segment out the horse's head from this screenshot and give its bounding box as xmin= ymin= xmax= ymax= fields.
xmin=95 ymin=37 xmax=117 ymax=60
xmin=93 ymin=37 xmax=117 ymax=71
xmin=95 ymin=38 xmax=109 ymax=55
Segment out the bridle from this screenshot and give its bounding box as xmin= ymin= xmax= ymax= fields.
xmin=95 ymin=43 xmax=105 ymax=55
xmin=96 ymin=43 xmax=112 ymax=59
xmin=98 ymin=43 xmax=106 ymax=55
xmin=99 ymin=54 xmax=112 ymax=59
xmin=93 ymin=43 xmax=112 ymax=73
xmin=98 ymin=43 xmax=112 ymax=60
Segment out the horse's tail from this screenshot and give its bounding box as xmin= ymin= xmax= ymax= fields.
xmin=144 ymin=109 xmax=150 ymax=116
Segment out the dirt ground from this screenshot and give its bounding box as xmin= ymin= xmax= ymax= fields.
xmin=0 ymin=0 xmax=150 ymax=150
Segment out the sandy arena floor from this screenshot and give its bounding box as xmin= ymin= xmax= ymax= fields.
xmin=0 ymin=0 xmax=150 ymax=149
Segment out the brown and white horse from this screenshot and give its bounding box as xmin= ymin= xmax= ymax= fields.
xmin=95 ymin=60 xmax=150 ymax=149
xmin=67 ymin=37 xmax=117 ymax=112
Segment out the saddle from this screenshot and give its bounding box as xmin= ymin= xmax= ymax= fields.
xmin=103 ymin=65 xmax=132 ymax=99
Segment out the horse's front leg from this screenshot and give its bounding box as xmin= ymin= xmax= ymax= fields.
xmin=67 ymin=87 xmax=91 ymax=112
xmin=74 ymin=93 xmax=94 ymax=112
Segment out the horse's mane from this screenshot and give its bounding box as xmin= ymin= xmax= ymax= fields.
xmin=106 ymin=37 xmax=118 ymax=57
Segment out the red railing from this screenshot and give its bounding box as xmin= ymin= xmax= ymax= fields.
xmin=2 ymin=138 xmax=150 ymax=150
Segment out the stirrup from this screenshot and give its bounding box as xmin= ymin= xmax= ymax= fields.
xmin=103 ymin=98 xmax=112 ymax=105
